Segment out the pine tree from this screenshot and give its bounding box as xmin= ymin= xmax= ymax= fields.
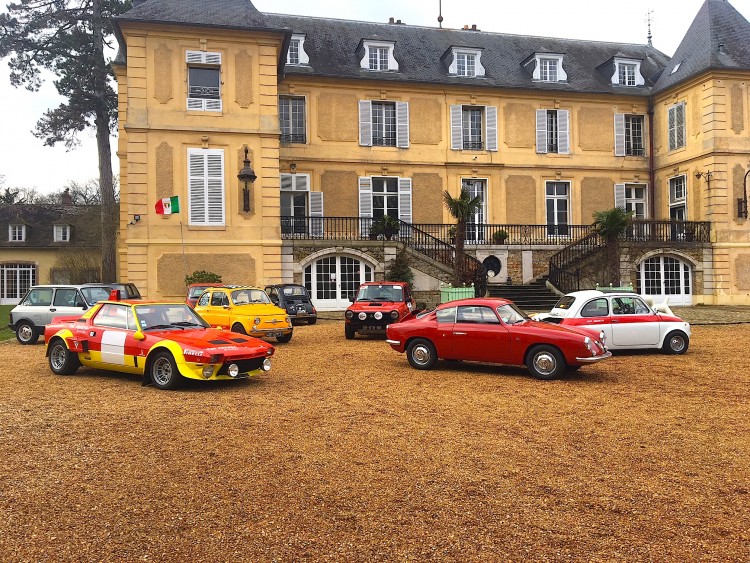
xmin=385 ymin=248 xmax=414 ymax=285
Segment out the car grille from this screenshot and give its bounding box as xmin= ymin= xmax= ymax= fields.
xmin=218 ymin=358 xmax=265 ymax=375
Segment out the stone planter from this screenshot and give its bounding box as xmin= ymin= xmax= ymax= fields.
xmin=440 ymin=285 xmax=475 ymax=303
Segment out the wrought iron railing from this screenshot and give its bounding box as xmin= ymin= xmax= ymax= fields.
xmin=548 ymin=232 xmax=605 ymax=294
xmin=623 ymin=220 xmax=711 ymax=243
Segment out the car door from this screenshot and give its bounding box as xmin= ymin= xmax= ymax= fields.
xmin=209 ymin=290 xmax=232 ymax=329
xmin=85 ymin=303 xmax=141 ymax=374
xmin=452 ymin=305 xmax=511 ymax=363
xmin=50 ymin=288 xmax=88 ymax=321
xmin=610 ymin=295 xmax=660 ymax=347
xmin=574 ymin=297 xmax=614 ymax=343
xmin=17 ymin=287 xmax=55 ymax=327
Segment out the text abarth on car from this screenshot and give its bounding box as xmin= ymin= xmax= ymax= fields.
xmin=344 ymin=282 xmax=416 ymax=339
xmin=533 ymin=290 xmax=691 ymax=353
xmin=194 ymin=286 xmax=294 ymax=343
xmin=385 ymin=297 xmax=611 ymax=380
xmin=44 ymin=298 xmax=274 ymax=390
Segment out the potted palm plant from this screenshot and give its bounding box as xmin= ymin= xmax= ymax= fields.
xmin=592 ymin=207 xmax=634 ymax=286
xmin=372 ymin=215 xmax=400 ymax=240
xmin=442 ymin=187 xmax=483 ymax=298
xmin=492 ymin=229 xmax=509 ymax=244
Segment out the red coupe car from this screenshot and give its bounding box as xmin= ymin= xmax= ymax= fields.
xmin=385 ymin=297 xmax=611 ymax=380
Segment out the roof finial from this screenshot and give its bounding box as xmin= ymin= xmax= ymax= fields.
xmin=438 ymin=0 xmax=443 ymax=28
xmin=646 ymin=8 xmax=654 ymax=47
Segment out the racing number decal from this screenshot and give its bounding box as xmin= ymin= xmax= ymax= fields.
xmin=100 ymin=331 xmax=127 ymax=365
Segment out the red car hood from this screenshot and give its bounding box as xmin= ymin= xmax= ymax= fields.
xmin=146 ymin=328 xmax=273 ymax=356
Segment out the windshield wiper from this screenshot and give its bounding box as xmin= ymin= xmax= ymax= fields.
xmin=171 ymin=321 xmax=203 ymax=327
xmin=145 ymin=324 xmax=179 ymax=330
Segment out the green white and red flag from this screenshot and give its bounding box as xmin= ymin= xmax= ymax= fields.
xmin=155 ymin=196 xmax=180 ymax=215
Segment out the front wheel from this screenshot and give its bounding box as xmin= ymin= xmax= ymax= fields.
xmin=48 ymin=338 xmax=81 ymax=375
xmin=276 ymin=332 xmax=293 ymax=343
xmin=231 ymin=323 xmax=247 ymax=335
xmin=16 ymin=321 xmax=39 ymax=345
xmin=406 ymin=338 xmax=437 ymax=370
xmin=663 ymin=331 xmax=689 ymax=354
xmin=526 ymin=345 xmax=566 ymax=380
xmin=344 ymin=324 xmax=356 ymax=340
xmin=149 ymin=351 xmax=182 ymax=390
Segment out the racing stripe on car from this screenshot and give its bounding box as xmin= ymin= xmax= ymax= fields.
xmin=101 ymin=331 xmax=127 ymax=365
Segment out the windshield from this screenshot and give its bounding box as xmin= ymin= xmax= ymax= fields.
xmin=553 ymin=296 xmax=576 ymax=310
xmin=81 ymin=287 xmax=113 ymax=306
xmin=135 ymin=304 xmax=209 ymax=331
xmin=496 ymin=303 xmax=529 ymax=325
xmin=231 ymin=289 xmax=271 ymax=305
xmin=356 ymin=284 xmax=403 ymax=302
xmin=281 ymin=286 xmax=309 ymax=297
xmin=189 ymin=286 xmax=211 ymax=298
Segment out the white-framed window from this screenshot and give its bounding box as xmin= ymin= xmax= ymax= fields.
xmin=669 ymin=175 xmax=686 ymax=206
xmin=279 ymin=96 xmax=306 ymax=144
xmin=545 ymin=181 xmax=570 ymax=236
xmin=53 ymin=225 xmax=70 ymax=242
xmin=280 ymin=173 xmax=323 ymax=237
xmin=8 ymin=225 xmax=25 ymax=242
xmin=360 ymin=41 xmax=398 ymax=72
xmin=450 ymin=105 xmax=498 ymax=151
xmin=639 ymin=255 xmax=692 ymax=306
xmin=0 ymin=263 xmax=36 ymax=304
xmin=186 ymin=50 xmax=222 ymax=112
xmin=612 ymin=58 xmax=645 ymax=87
xmin=462 ymin=179 xmax=487 ymax=243
xmin=532 ymin=53 xmax=567 ymax=82
xmin=668 ymin=102 xmax=686 ymax=151
xmin=536 ymin=109 xmax=570 ymax=154
xmin=188 ymin=148 xmax=225 ymax=226
xmin=624 ymin=184 xmax=647 ymax=219
xmin=359 ymin=100 xmax=409 ymax=148
xmin=614 ymin=114 xmax=645 ymax=156
xmin=358 ymin=176 xmax=412 ymax=236
xmin=447 ymin=48 xmax=485 ymax=77
xmin=669 ymin=175 xmax=687 ymax=234
xmin=287 ymin=34 xmax=309 ymax=66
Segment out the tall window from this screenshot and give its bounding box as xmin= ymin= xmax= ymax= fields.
xmin=639 ymin=256 xmax=692 ymax=305
xmin=546 ymin=111 xmax=559 ymax=153
xmin=369 ymin=46 xmax=389 ymax=70
xmin=371 ymin=102 xmax=397 ymax=146
xmin=371 ymin=177 xmax=399 ymax=219
xmin=462 ymin=106 xmax=483 ymax=150
xmin=186 ymin=51 xmax=222 ymax=112
xmin=456 ymin=53 xmax=477 ymax=77
xmin=462 ymin=179 xmax=486 ymax=242
xmin=668 ymin=102 xmax=686 ymax=151
xmin=536 ymin=109 xmax=569 ymax=154
xmin=625 ymin=184 xmax=647 ymax=219
xmin=625 ymin=115 xmax=644 ymax=156
xmin=188 ymin=148 xmax=225 ymax=226
xmin=669 ymin=175 xmax=687 ymax=239
xmin=0 ymin=263 xmax=35 ymax=303
xmin=546 ymin=181 xmax=570 ymax=236
xmin=8 ymin=225 xmax=25 ymax=242
xmin=539 ymin=58 xmax=558 ymax=82
xmin=618 ymin=63 xmax=637 ymax=86
xmin=288 ymin=39 xmax=300 ymax=65
xmin=279 ymin=96 xmax=306 ymax=144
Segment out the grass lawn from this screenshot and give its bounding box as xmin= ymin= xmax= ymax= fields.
xmin=0 ymin=305 xmax=14 ymax=341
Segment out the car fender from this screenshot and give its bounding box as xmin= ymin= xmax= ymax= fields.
xmin=45 ymin=328 xmax=77 ymax=355
xmin=141 ymin=340 xmax=195 ymax=383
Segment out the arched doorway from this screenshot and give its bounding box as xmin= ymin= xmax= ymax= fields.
xmin=304 ymin=254 xmax=375 ymax=310
xmin=637 ymin=254 xmax=693 ymax=306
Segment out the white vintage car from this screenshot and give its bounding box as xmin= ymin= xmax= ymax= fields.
xmin=533 ymin=290 xmax=691 ymax=354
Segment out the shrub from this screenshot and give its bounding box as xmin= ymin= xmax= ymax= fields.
xmin=185 ymin=270 xmax=222 ymax=285
xmin=385 ymin=248 xmax=414 ymax=285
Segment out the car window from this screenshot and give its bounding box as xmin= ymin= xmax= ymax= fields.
xmin=632 ymin=297 xmax=652 ymax=314
xmin=197 ymin=292 xmax=211 ymax=307
xmin=231 ymin=289 xmax=270 ymax=305
xmin=457 ymin=306 xmax=500 ymax=324
xmin=580 ymin=298 xmax=609 ymax=318
xmin=53 ymin=288 xmax=82 ymax=307
xmin=282 ymin=286 xmax=307 ymax=297
xmin=81 ymin=287 xmax=111 ymax=306
xmin=211 ymin=292 xmax=227 ymax=307
xmin=553 ymin=296 xmax=576 ymax=310
xmin=612 ymin=296 xmax=649 ymax=316
xmin=436 ymin=307 xmax=456 ymax=323
xmin=496 ymin=304 xmax=527 ymax=325
xmin=93 ymin=303 xmax=130 ymax=329
xmin=24 ymin=288 xmax=53 ymax=306
xmin=189 ymin=286 xmax=207 ymax=298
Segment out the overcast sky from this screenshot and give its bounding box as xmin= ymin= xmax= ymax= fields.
xmin=1 ymin=0 xmax=747 ymax=193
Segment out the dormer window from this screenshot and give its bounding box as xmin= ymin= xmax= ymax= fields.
xmin=447 ymin=48 xmax=485 ymax=78
xmin=287 ymin=34 xmax=309 ymax=66
xmin=186 ymin=50 xmax=222 ymax=112
xmin=8 ymin=224 xmax=25 ymax=242
xmin=360 ymin=41 xmax=398 ymax=72
xmin=612 ymin=58 xmax=645 ymax=86
xmin=532 ymin=53 xmax=567 ymax=82
xmin=54 ymin=225 xmax=70 ymax=242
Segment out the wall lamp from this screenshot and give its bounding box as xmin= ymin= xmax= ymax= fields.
xmin=237 ymin=147 xmax=257 ymax=213
xmin=739 ymin=169 xmax=749 ymax=219
xmin=290 ymin=162 xmax=297 ymax=174
xmin=695 ymin=170 xmax=712 ymax=188
xmin=128 ymin=214 xmax=141 ymax=225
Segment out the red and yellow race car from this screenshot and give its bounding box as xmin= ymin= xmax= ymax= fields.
xmin=43 ymin=294 xmax=274 ymax=390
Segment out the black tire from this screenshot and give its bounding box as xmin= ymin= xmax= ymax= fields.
xmin=662 ymin=331 xmax=689 ymax=355
xmin=48 ymin=338 xmax=81 ymax=375
xmin=344 ymin=324 xmax=356 ymax=340
xmin=526 ymin=345 xmax=566 ymax=380
xmin=276 ymin=332 xmax=293 ymax=343
xmin=231 ymin=323 xmax=247 ymax=335
xmin=16 ymin=320 xmax=39 ymax=345
xmin=406 ymin=338 xmax=437 ymax=370
xmin=308 ymin=318 xmax=317 ymax=325
xmin=149 ymin=351 xmax=182 ymax=390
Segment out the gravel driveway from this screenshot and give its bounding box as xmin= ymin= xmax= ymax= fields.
xmin=1 ymin=322 xmax=748 ymax=561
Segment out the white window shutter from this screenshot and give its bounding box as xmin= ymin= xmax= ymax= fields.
xmin=614 ymin=183 xmax=626 ymax=210
xmin=485 ymin=106 xmax=498 ymax=152
xmin=359 ymin=100 xmax=372 ymax=146
xmin=188 ymin=151 xmax=207 ymax=224
xmin=614 ymin=114 xmax=625 ymax=156
xmin=450 ymin=105 xmax=463 ymax=150
xmin=557 ymin=109 xmax=570 ymax=154
xmin=398 ymin=177 xmax=412 ymax=224
xmin=676 ymin=102 xmax=685 ymax=148
xmin=358 ymin=176 xmax=373 ymax=237
xmin=206 ymin=153 xmax=225 ymax=225
xmin=536 ymin=109 xmax=548 ymax=154
xmin=396 ymin=101 xmax=410 ymax=148
xmin=309 ymin=191 xmax=324 ymax=237
xmin=668 ymin=106 xmax=676 ymax=150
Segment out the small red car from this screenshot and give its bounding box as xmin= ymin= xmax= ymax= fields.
xmin=185 ymin=283 xmax=224 ymax=308
xmin=344 ymin=281 xmax=416 ymax=339
xmin=385 ymin=297 xmax=611 ymax=380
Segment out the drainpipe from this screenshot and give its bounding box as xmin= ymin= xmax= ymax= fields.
xmin=648 ymin=97 xmax=656 ymax=219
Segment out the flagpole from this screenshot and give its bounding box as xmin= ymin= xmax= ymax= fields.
xmin=180 ymin=220 xmax=189 ymax=281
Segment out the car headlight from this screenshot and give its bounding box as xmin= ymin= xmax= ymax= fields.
xmin=202 ymin=365 xmax=214 ymax=378
xmin=345 ymin=310 xmax=353 ymax=319
xmin=374 ymin=311 xmax=383 ymax=320
xmin=599 ymin=330 xmax=606 ymax=345
xmin=228 ymin=363 xmax=240 ymax=378
xmin=584 ymin=336 xmax=593 ymax=352
xmin=262 ymin=358 xmax=271 ymax=372
xmin=390 ymin=310 xmax=399 ymax=320
xmin=358 ymin=312 xmax=366 ymax=321
xmin=254 ymin=317 xmax=261 ymax=325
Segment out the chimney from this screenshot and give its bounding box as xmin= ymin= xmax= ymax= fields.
xmin=471 ymin=24 xmax=479 ymax=31
xmin=61 ymin=188 xmax=73 ymax=205
xmin=388 ymin=17 xmax=394 ymax=23
xmin=463 ymin=25 xmax=469 ymax=30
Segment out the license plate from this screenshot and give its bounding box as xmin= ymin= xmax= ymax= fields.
xmin=267 ymin=331 xmax=282 ymax=337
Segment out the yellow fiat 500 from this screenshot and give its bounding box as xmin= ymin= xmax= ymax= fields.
xmin=194 ymin=286 xmax=294 ymax=343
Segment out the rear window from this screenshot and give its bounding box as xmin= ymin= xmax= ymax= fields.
xmin=553 ymin=296 xmax=576 ymax=310
xmin=81 ymin=287 xmax=112 ymax=305
xmin=282 ymin=286 xmax=309 ymax=297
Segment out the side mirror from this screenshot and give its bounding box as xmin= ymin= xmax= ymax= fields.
xmin=133 ymin=331 xmax=145 ymax=341
xmin=349 ymin=295 xmax=355 ymax=303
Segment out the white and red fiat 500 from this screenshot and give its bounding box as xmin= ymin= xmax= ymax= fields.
xmin=533 ymin=290 xmax=691 ymax=354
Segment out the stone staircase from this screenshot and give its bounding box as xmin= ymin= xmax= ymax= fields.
xmin=487 ymin=277 xmax=560 ymax=312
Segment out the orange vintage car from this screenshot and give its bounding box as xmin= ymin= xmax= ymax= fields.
xmin=44 ymin=295 xmax=274 ymax=390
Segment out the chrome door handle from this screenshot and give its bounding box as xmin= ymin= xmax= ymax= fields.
xmin=454 ymin=331 xmax=467 ymax=335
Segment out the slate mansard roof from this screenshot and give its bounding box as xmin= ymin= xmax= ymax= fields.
xmin=0 ymin=205 xmax=102 ymax=249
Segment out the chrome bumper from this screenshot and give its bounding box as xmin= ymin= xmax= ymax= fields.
xmin=576 ymin=351 xmax=612 ymax=363
xmin=385 ymin=339 xmax=401 ymax=346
